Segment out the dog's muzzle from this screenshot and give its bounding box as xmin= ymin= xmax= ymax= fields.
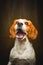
xmin=17 ymin=22 xmax=23 ymax=27
xmin=16 ymin=29 xmax=26 ymax=39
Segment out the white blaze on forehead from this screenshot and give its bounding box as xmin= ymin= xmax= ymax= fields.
xmin=16 ymin=19 xmax=31 ymax=23
xmin=18 ymin=19 xmax=24 ymax=23
xmin=16 ymin=19 xmax=25 ymax=23
xmin=18 ymin=19 xmax=30 ymax=24
xmin=19 ymin=19 xmax=24 ymax=22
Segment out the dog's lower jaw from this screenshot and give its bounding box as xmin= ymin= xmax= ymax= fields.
xmin=7 ymin=37 xmax=36 ymax=65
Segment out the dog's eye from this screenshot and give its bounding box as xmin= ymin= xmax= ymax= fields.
xmin=16 ymin=21 xmax=18 ymax=24
xmin=25 ymin=22 xmax=28 ymax=25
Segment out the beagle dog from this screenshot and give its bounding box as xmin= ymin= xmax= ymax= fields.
xmin=7 ymin=19 xmax=38 ymax=65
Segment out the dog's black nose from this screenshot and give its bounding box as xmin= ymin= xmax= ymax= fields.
xmin=17 ymin=22 xmax=23 ymax=26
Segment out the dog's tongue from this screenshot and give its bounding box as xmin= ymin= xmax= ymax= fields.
xmin=16 ymin=33 xmax=24 ymax=38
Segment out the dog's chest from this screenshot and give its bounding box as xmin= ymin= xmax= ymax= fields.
xmin=16 ymin=43 xmax=27 ymax=54
xmin=16 ymin=46 xmax=26 ymax=55
xmin=10 ymin=38 xmax=36 ymax=60
xmin=10 ymin=42 xmax=35 ymax=60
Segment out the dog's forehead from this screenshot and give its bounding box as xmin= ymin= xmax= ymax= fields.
xmin=16 ymin=19 xmax=28 ymax=23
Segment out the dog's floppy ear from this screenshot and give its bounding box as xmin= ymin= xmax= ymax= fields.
xmin=26 ymin=20 xmax=38 ymax=40
xmin=9 ymin=20 xmax=17 ymax=38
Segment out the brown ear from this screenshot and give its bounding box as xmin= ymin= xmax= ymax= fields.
xmin=9 ymin=20 xmax=17 ymax=38
xmin=26 ymin=20 xmax=38 ymax=40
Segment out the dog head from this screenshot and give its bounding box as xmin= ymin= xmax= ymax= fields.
xmin=9 ymin=19 xmax=38 ymax=40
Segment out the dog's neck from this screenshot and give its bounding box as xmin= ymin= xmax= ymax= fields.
xmin=15 ymin=36 xmax=29 ymax=44
xmin=14 ymin=36 xmax=31 ymax=50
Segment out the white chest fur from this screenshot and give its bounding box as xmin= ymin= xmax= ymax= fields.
xmin=10 ymin=37 xmax=36 ymax=61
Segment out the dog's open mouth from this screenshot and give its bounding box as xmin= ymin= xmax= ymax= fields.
xmin=16 ymin=29 xmax=26 ymax=39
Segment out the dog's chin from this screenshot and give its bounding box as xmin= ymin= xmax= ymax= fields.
xmin=16 ymin=29 xmax=26 ymax=40
xmin=16 ymin=35 xmax=26 ymax=40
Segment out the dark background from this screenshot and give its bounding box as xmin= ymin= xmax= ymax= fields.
xmin=0 ymin=0 xmax=43 ymax=65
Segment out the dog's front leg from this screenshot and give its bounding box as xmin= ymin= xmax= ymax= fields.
xmin=7 ymin=61 xmax=12 ymax=65
xmin=7 ymin=56 xmax=14 ymax=65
